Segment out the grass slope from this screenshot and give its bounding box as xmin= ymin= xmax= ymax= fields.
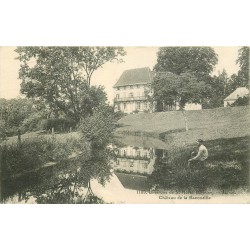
xmin=116 ymin=106 xmax=250 ymax=144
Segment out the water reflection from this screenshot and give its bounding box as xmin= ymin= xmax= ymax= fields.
xmin=1 ymin=135 xmax=249 ymax=204
xmin=1 ymin=146 xmax=113 ymax=204
xmin=112 ymin=142 xmax=168 ymax=191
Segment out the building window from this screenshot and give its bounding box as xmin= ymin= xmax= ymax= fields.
xmin=137 ymin=102 xmax=141 ymax=109
xmin=129 ymin=92 xmax=133 ymax=98
xmin=124 ymin=103 xmax=127 ymax=110
xmin=116 ymin=94 xmax=119 ymax=99
xmin=117 ymin=87 xmax=120 ymax=90
xmin=130 ymin=85 xmax=133 ymax=89
xmin=117 ymin=104 xmax=120 ymax=111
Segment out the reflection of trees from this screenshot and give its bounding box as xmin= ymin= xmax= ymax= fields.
xmin=32 ymin=146 xmax=113 ymax=204
xmin=2 ymin=146 xmax=114 ymax=204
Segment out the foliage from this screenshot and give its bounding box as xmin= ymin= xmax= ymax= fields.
xmin=0 ymin=134 xmax=88 ymax=177
xmin=0 ymin=137 xmax=49 ymax=178
xmin=203 ymin=70 xmax=229 ymax=108
xmin=39 ymin=118 xmax=76 ymax=132
xmin=113 ymin=110 xmax=127 ymax=121
xmin=154 ymin=47 xmax=218 ymax=80
xmin=231 ymin=96 xmax=250 ymax=107
xmin=0 ymin=119 xmax=7 ymax=142
xmin=226 ymin=47 xmax=249 ymax=93
xmin=20 ymin=112 xmax=45 ymax=133
xmin=149 ymin=136 xmax=249 ymax=193
xmin=153 ymin=72 xmax=211 ymax=110
xmin=0 ymin=98 xmax=35 ymax=129
xmin=79 ymin=105 xmax=116 ymax=148
xmin=15 ymin=46 xmax=125 ymax=122
xmin=236 ymin=46 xmax=249 ymax=86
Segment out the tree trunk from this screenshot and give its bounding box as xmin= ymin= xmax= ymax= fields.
xmin=181 ymin=109 xmax=188 ymax=131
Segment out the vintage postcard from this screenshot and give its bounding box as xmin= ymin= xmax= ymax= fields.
xmin=0 ymin=46 xmax=249 ymax=204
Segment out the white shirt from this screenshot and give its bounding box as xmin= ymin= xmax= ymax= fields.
xmin=193 ymin=144 xmax=208 ymax=161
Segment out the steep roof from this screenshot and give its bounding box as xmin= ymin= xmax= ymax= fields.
xmin=224 ymin=87 xmax=249 ymax=101
xmin=113 ymin=67 xmax=152 ymax=88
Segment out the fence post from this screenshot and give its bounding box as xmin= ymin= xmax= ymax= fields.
xmin=52 ymin=127 xmax=54 ymax=135
xmin=17 ymin=129 xmax=21 ymax=146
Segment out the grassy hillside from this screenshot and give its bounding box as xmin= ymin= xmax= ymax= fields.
xmin=116 ymin=106 xmax=250 ymax=144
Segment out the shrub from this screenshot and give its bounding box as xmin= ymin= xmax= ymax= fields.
xmin=231 ymin=96 xmax=250 ymax=107
xmin=45 ymin=118 xmax=76 ymax=132
xmin=20 ymin=112 xmax=44 ymax=133
xmin=79 ymin=105 xmax=116 ymax=148
xmin=0 ymin=119 xmax=7 ymax=141
xmin=0 ymin=135 xmax=87 ymax=179
xmin=0 ymin=137 xmax=49 ymax=178
xmin=114 ymin=110 xmax=127 ymax=121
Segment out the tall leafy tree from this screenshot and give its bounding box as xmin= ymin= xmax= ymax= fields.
xmin=153 ymin=72 xmax=210 ymax=130
xmin=0 ymin=98 xmax=34 ymax=128
xmin=154 ymin=47 xmax=218 ymax=80
xmin=236 ymin=46 xmax=249 ymax=87
xmin=15 ymin=47 xmax=126 ymax=122
xmin=224 ymin=47 xmax=249 ymax=96
xmin=203 ymin=69 xmax=229 ymax=108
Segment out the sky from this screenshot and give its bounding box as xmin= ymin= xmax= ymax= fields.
xmin=0 ymin=46 xmax=240 ymax=103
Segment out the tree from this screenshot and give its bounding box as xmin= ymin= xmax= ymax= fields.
xmin=153 ymin=72 xmax=211 ymax=130
xmin=154 ymin=47 xmax=218 ymax=80
xmin=236 ymin=46 xmax=249 ymax=87
xmin=77 ymin=47 xmax=126 ymax=85
xmin=203 ymin=69 xmax=229 ymax=108
xmin=15 ymin=47 xmax=126 ymax=122
xmin=0 ymin=98 xmax=34 ymax=127
xmin=227 ymin=47 xmax=249 ymax=92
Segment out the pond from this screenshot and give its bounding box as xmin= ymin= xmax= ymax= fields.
xmin=1 ymin=135 xmax=249 ymax=203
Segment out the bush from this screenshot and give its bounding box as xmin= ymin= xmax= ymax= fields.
xmin=0 ymin=137 xmax=49 ymax=178
xmin=0 ymin=119 xmax=7 ymax=141
xmin=231 ymin=96 xmax=250 ymax=107
xmin=5 ymin=126 xmax=19 ymax=137
xmin=79 ymin=105 xmax=115 ymax=148
xmin=20 ymin=112 xmax=44 ymax=133
xmin=45 ymin=118 xmax=76 ymax=132
xmin=114 ymin=110 xmax=127 ymax=121
xmin=0 ymin=135 xmax=89 ymax=179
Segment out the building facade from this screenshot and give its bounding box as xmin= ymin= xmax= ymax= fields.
xmin=113 ymin=67 xmax=202 ymax=113
xmin=113 ymin=145 xmax=156 ymax=175
xmin=113 ymin=67 xmax=153 ymax=113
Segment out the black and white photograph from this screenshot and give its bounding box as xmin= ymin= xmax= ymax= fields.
xmin=0 ymin=46 xmax=249 ymax=204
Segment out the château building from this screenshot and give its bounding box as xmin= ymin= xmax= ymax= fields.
xmin=113 ymin=67 xmax=154 ymax=113
xmin=113 ymin=67 xmax=202 ymax=113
